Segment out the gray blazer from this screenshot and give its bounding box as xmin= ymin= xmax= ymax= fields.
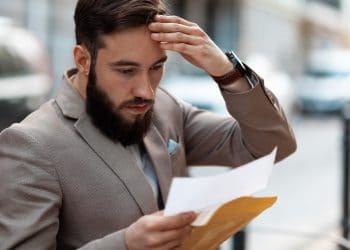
xmin=0 ymin=69 xmax=296 ymax=250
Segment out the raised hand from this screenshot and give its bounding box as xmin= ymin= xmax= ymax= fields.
xmin=149 ymin=15 xmax=233 ymax=77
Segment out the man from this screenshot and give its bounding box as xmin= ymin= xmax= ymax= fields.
xmin=0 ymin=0 xmax=296 ymax=249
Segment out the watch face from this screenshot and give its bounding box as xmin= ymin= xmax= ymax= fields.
xmin=226 ymin=51 xmax=235 ymax=60
xmin=226 ymin=51 xmax=246 ymax=71
xmin=226 ymin=51 xmax=255 ymax=88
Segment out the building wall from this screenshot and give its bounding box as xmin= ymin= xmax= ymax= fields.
xmin=1 ymin=0 xmax=348 ymax=82
xmin=0 ymin=0 xmax=76 ymax=92
xmin=167 ymin=0 xmax=305 ymax=76
xmin=238 ymin=0 xmax=304 ymax=75
xmin=0 ymin=1 xmax=27 ymax=25
xmin=164 ymin=0 xmax=241 ymax=76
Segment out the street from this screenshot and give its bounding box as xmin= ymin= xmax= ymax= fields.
xmin=248 ymin=113 xmax=343 ymax=250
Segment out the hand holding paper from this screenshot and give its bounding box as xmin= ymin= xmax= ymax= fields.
xmin=164 ymin=148 xmax=278 ymax=249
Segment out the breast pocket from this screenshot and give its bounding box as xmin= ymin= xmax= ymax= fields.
xmin=168 ymin=139 xmax=187 ymax=177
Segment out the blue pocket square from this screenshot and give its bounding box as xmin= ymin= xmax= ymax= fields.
xmin=167 ymin=139 xmax=178 ymax=155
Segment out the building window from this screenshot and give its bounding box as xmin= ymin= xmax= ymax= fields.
xmin=307 ymin=0 xmax=341 ymax=9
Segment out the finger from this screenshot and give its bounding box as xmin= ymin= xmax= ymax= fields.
xmin=154 ymin=15 xmax=196 ymax=26
xmin=141 ymin=226 xmax=190 ymax=248
xmin=154 ymin=239 xmax=182 ymax=250
xmin=153 ymin=210 xmax=164 ymax=216
xmin=153 ymin=225 xmax=192 ymax=246
xmin=155 ymin=212 xmax=197 ymax=231
xmin=149 ymin=22 xmax=204 ymax=37
xmin=151 ymin=32 xmax=203 ymax=45
xmin=160 ymin=43 xmax=200 ymax=56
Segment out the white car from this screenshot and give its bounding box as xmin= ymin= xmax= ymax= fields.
xmin=296 ymin=48 xmax=350 ymax=113
xmin=163 ymin=74 xmax=228 ymax=115
xmin=0 ymin=17 xmax=53 ymax=125
xmin=162 ymin=66 xmax=295 ymax=118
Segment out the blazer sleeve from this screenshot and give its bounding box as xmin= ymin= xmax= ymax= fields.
xmin=0 ymin=127 xmax=128 ymax=250
xmin=182 ymin=69 xmax=296 ymax=167
xmin=0 ymin=127 xmax=62 ymax=250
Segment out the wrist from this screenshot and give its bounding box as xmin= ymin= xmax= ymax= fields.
xmin=211 ymin=68 xmax=244 ymax=86
xmin=211 ymin=51 xmax=244 ymax=86
xmin=211 ymin=51 xmax=255 ymax=87
xmin=124 ymin=227 xmax=132 ymax=250
xmin=210 ymin=57 xmax=235 ymax=77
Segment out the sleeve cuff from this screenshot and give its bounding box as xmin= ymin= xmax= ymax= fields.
xmin=219 ymin=63 xmax=261 ymax=93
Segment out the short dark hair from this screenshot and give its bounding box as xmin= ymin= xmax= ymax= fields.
xmin=74 ymin=0 xmax=167 ymax=59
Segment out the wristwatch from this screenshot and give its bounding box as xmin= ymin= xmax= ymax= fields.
xmin=212 ymin=51 xmax=255 ymax=88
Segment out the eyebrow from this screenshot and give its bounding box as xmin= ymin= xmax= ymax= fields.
xmin=109 ymin=56 xmax=168 ymax=68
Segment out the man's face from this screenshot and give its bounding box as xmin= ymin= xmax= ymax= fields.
xmin=86 ymin=26 xmax=167 ymax=145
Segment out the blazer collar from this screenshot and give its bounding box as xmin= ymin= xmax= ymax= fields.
xmin=55 ymin=68 xmax=85 ymax=120
xmin=74 ymin=113 xmax=159 ymax=215
xmin=55 ymin=70 xmax=172 ymax=213
xmin=143 ymin=125 xmax=173 ymax=206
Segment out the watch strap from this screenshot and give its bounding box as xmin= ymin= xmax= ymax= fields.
xmin=211 ymin=67 xmax=244 ymax=86
xmin=212 ymin=51 xmax=256 ymax=88
xmin=211 ymin=51 xmax=245 ymax=86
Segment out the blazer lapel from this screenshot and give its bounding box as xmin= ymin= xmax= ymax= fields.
xmin=74 ymin=113 xmax=159 ymax=215
xmin=143 ymin=124 xmax=173 ymax=205
xmin=56 ymin=71 xmax=162 ymax=214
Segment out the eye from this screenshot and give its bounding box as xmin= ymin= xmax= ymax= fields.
xmin=151 ymin=64 xmax=163 ymax=71
xmin=117 ymin=68 xmax=136 ymax=75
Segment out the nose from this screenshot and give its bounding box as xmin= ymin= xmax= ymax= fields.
xmin=132 ymin=73 xmax=155 ymax=100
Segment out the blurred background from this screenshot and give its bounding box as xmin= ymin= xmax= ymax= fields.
xmin=1 ymin=0 xmax=350 ymax=249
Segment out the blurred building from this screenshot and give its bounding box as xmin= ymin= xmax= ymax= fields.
xmin=170 ymin=0 xmax=350 ymax=76
xmin=0 ymin=0 xmax=76 ymax=92
xmin=0 ymin=0 xmax=350 ymax=87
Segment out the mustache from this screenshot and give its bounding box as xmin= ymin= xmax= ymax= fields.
xmin=119 ymin=97 xmax=154 ymax=109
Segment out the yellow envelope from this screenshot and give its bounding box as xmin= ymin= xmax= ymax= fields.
xmin=181 ymin=196 xmax=277 ymax=250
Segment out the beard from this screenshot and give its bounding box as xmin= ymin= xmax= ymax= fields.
xmin=86 ymin=68 xmax=154 ymax=146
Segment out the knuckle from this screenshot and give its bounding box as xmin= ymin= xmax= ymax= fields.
xmin=189 ymin=26 xmax=196 ymax=31
xmin=175 ymin=32 xmax=183 ymax=40
xmin=169 ymin=217 xmax=180 ymax=228
xmin=176 ymin=43 xmax=187 ymax=51
xmin=145 ymin=236 xmax=157 ymax=247
xmin=178 ymin=215 xmax=187 ymax=225
xmin=199 ymin=44 xmax=209 ymax=54
xmin=174 ymin=23 xmax=182 ymax=31
xmin=198 ymin=29 xmax=207 ymax=38
xmin=197 ymin=37 xmax=206 ymax=44
xmin=174 ymin=16 xmax=182 ymax=23
xmin=160 ymin=33 xmax=167 ymax=40
xmin=143 ymin=220 xmax=154 ymax=231
xmin=191 ymin=27 xmax=203 ymax=36
xmin=192 ymin=25 xmax=205 ymax=34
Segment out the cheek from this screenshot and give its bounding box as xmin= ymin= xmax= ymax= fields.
xmin=96 ymin=74 xmax=131 ymax=107
xmin=109 ymin=87 xmax=132 ymax=108
xmin=150 ymin=70 xmax=164 ymax=90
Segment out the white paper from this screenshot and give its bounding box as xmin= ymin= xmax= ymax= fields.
xmin=164 ymin=148 xmax=277 ymax=223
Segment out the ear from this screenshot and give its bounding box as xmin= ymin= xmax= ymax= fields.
xmin=73 ymin=45 xmax=91 ymax=76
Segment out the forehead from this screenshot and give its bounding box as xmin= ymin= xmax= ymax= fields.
xmin=98 ymin=26 xmax=166 ymax=64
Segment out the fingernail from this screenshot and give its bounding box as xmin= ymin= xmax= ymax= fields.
xmin=183 ymin=212 xmax=196 ymax=220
